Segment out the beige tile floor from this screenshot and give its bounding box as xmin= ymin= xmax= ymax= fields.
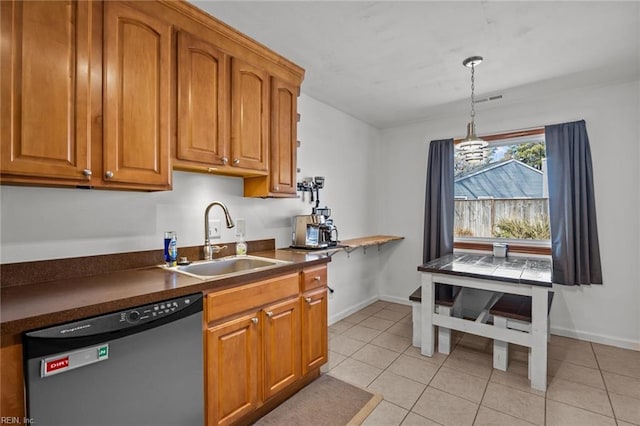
xmin=325 ymin=300 xmax=640 ymax=426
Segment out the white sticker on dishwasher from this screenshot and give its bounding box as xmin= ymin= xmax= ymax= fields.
xmin=41 ymin=344 xmax=109 ymax=378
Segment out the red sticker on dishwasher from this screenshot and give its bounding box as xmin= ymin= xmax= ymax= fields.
xmin=45 ymin=357 xmax=69 ymax=373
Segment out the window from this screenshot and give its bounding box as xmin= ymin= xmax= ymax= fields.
xmin=453 ymin=129 xmax=551 ymax=254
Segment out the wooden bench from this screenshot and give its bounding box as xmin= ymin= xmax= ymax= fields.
xmin=410 ymin=284 xmax=462 ymax=354
xmin=490 ymin=292 xmax=554 ymax=375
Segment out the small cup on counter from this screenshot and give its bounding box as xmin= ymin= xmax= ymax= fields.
xmin=493 ymin=243 xmax=508 ymax=257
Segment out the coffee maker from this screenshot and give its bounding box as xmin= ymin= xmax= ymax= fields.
xmin=291 ymin=214 xmax=328 ymax=249
xmin=314 ymin=207 xmax=339 ymax=247
xmin=291 ymin=176 xmax=339 ymax=249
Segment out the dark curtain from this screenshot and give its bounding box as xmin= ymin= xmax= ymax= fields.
xmin=545 ymin=120 xmax=603 ymax=285
xmin=423 ymin=139 xmax=455 ymax=299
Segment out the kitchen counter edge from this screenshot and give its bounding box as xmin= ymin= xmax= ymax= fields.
xmin=0 ymin=250 xmax=330 ymax=344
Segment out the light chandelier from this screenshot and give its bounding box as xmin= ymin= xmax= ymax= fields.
xmin=458 ymin=56 xmax=487 ymax=162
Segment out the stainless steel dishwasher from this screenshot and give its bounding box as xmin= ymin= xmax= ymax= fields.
xmin=24 ymin=293 xmax=203 ymax=426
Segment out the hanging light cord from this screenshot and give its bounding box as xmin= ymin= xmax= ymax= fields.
xmin=470 ymin=63 xmax=476 ymax=123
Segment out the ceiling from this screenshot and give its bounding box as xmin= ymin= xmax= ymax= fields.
xmin=192 ymin=1 xmax=640 ymax=129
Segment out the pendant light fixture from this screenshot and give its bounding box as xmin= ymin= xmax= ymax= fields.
xmin=458 ymin=56 xmax=487 ymax=161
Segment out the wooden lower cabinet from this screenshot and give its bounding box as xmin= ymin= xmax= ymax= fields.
xmin=0 ymin=342 xmax=25 ymax=420
xmin=301 ymin=287 xmax=328 ymax=374
xmin=205 ymin=268 xmax=327 ymax=425
xmin=263 ymin=297 xmax=301 ymax=399
xmin=206 ymin=312 xmax=260 ymax=426
xmin=206 ymin=298 xmax=302 ymax=426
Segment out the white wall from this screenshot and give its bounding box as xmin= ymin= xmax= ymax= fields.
xmin=376 ymin=79 xmax=640 ymax=350
xmin=0 ymin=94 xmax=384 ymax=323
xmin=3 ymin=80 xmax=638 ymax=349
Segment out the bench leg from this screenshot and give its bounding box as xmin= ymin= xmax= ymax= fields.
xmin=437 ymin=305 xmax=452 ymax=354
xmin=493 ymin=316 xmax=509 ymax=371
xmin=420 ymin=276 xmax=436 ymax=357
xmin=530 ymin=286 xmax=549 ymax=391
xmin=412 ymin=302 xmax=421 ymax=347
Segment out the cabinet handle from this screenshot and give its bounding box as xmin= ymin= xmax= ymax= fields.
xmin=251 ymin=317 xmax=258 ymax=324
xmin=233 ymin=159 xmax=240 ymax=165
xmin=304 ymin=297 xmax=312 ymax=304
xmin=265 ymin=311 xmax=274 ymax=318
xmin=82 ymin=169 xmax=92 ymax=179
xmin=221 ymin=157 xmax=228 ymax=165
xmin=274 ymin=186 xmax=279 ymax=192
xmin=105 ymin=171 xmax=114 ymax=179
xmin=314 ymin=276 xmax=321 ymax=281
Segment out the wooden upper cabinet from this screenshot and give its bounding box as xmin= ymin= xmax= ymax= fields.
xmin=269 ymin=78 xmax=298 ymax=195
xmin=243 ymin=77 xmax=299 ymax=197
xmin=102 ymin=1 xmax=172 ymax=189
xmin=231 ymin=58 xmax=269 ymax=173
xmin=176 ymin=31 xmax=230 ymax=168
xmin=0 ymin=0 xmax=95 ymax=184
xmin=1 ymin=0 xmax=304 ymax=192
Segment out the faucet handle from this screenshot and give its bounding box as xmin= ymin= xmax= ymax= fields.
xmin=211 ymin=245 xmax=227 ymax=254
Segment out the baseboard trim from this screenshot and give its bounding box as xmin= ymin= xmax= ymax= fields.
xmin=551 ymin=326 xmax=640 ymax=351
xmin=352 ymin=295 xmax=640 ymax=352
xmin=378 ymin=295 xmax=411 ymax=306
xmin=329 ymin=295 xmax=379 ymax=325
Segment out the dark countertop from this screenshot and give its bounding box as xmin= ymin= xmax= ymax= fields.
xmin=417 ymin=253 xmax=552 ymax=287
xmin=0 ymin=249 xmax=330 ymax=343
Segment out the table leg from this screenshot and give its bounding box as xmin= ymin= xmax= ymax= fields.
xmin=420 ymin=273 xmax=435 ymax=357
xmin=530 ymin=285 xmax=549 ymax=391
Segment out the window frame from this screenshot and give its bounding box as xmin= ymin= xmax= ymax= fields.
xmin=453 ymin=127 xmax=551 ymax=255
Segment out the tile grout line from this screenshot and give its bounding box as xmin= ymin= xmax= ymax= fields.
xmin=541 ymin=341 xmax=621 ymax=422
xmin=338 ymin=302 xmax=640 ymax=425
xmin=400 ymin=333 xmax=461 ymax=425
xmin=590 ymin=341 xmax=619 ymax=424
xmin=352 ymin=303 xmax=442 ymax=424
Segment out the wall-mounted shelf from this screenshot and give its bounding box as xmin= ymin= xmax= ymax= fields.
xmin=284 ymin=235 xmax=404 ymax=257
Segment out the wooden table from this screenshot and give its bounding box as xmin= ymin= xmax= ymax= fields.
xmin=417 ymin=253 xmax=552 ymax=391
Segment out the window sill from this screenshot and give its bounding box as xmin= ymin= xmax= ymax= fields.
xmin=454 ymin=240 xmax=551 ymax=256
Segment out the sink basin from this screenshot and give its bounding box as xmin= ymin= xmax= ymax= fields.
xmin=164 ymin=255 xmax=291 ymax=280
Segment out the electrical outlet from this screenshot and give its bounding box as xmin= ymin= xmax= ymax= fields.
xmin=210 ymin=219 xmax=221 ymax=239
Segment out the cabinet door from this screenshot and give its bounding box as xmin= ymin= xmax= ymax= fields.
xmin=269 ymin=78 xmax=298 ymax=195
xmin=1 ymin=343 xmax=24 ymax=419
xmin=231 ymin=58 xmax=269 ymax=172
xmin=0 ymin=0 xmax=94 ymax=184
xmin=301 ymin=288 xmax=328 ymax=374
xmin=262 ymin=297 xmax=301 ymax=400
xmin=176 ymin=31 xmax=229 ymax=167
xmin=103 ymin=1 xmax=171 ymax=189
xmin=207 ymin=312 xmax=260 ymax=426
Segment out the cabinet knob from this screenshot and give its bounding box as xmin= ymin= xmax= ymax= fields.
xmin=314 ymin=276 xmax=321 ymax=281
xmin=233 ymin=159 xmax=240 ymax=165
xmin=274 ymin=186 xmax=279 ymax=192
xmin=105 ymin=171 xmax=114 ymax=179
xmin=251 ymin=317 xmax=258 ymax=324
xmin=304 ymin=297 xmax=312 ymax=304
xmin=265 ymin=311 xmax=274 ymax=318
xmin=221 ymin=157 xmax=228 ymax=165
xmin=82 ymin=169 xmax=92 ymax=179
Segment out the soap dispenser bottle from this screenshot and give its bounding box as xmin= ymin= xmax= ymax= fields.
xmin=235 ymin=218 xmax=247 ymax=256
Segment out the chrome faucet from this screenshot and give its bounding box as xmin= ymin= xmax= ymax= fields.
xmin=203 ymin=201 xmax=235 ymax=260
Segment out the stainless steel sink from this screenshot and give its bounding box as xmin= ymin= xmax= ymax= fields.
xmin=163 ymin=255 xmax=291 ymax=280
